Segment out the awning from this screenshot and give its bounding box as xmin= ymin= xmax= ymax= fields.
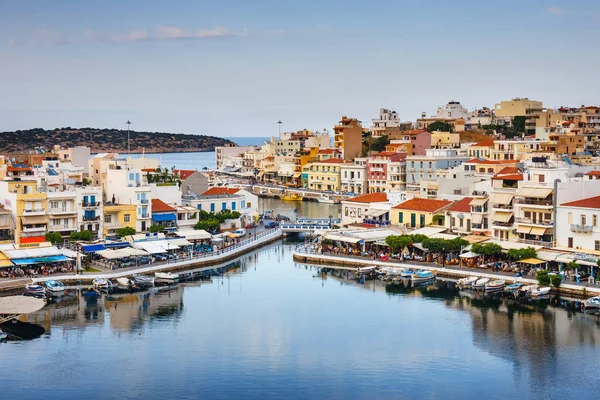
xmin=517 ymin=187 xmax=553 ymax=199
xmin=460 ymin=251 xmax=479 ymax=258
xmin=364 ymin=208 xmax=388 ymax=217
xmin=152 ymin=213 xmax=176 ymax=222
xmin=154 ymin=240 xmax=179 ymax=251
xmin=493 ymin=211 xmax=512 ymax=223
xmin=520 ymin=258 xmax=545 ymax=265
xmin=60 ymin=248 xmax=78 ymax=258
xmin=412 ymin=243 xmax=429 ymax=252
xmin=12 ymin=255 xmax=71 ymax=265
xmin=323 ymin=233 xmax=361 ymax=244
xmin=4 ymin=247 xmax=61 ymax=259
xmin=517 ymin=225 xmax=532 ymax=234
xmin=97 ymin=248 xmax=148 ymax=259
xmin=82 ymin=244 xmax=106 ymax=253
xmin=310 ymin=179 xmax=321 ymax=184
xmin=168 ymin=238 xmax=193 ymax=246
xmin=293 ymin=173 xmax=302 ymax=178
xmin=492 ymin=193 xmax=513 ymax=205
xmin=530 ymin=226 xmax=549 ymax=236
xmin=469 ymin=198 xmax=488 ymax=206
xmin=20 ymin=215 xmax=49 ymax=224
xmin=176 ymin=229 xmax=212 ymax=240
xmin=0 ymin=260 xmax=14 ymax=268
xmin=471 ymin=214 xmax=483 ymax=224
xmin=104 ymin=242 xmax=130 ymax=249
xmin=133 ymin=241 xmax=168 ymax=254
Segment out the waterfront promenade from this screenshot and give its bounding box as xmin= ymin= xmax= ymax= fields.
xmin=292 ymin=245 xmax=600 ymax=296
xmin=0 ymin=228 xmax=283 ymax=291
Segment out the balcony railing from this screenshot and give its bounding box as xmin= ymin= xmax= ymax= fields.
xmin=471 ymin=190 xmax=488 ymax=197
xmin=517 ymin=238 xmax=553 ymax=247
xmin=24 ymin=209 xmax=45 ymax=214
xmin=82 ymin=201 xmax=101 ymax=207
xmin=515 ymin=198 xmax=553 ymax=206
xmin=491 ymin=221 xmax=513 ymax=227
xmin=491 ymin=203 xmax=512 ymax=210
xmin=471 ymin=223 xmax=488 ymax=230
xmin=83 ymin=216 xmax=100 ymax=222
xmin=571 ymin=224 xmax=593 ymax=233
xmin=515 ymin=217 xmax=553 ymax=226
xmin=363 ymin=219 xmax=391 ymax=226
xmin=141 ymin=213 xmax=150 ymax=218
xmin=141 ymin=199 xmax=149 ymax=204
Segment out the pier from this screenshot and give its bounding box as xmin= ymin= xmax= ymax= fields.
xmin=280 ymin=218 xmax=341 ymax=235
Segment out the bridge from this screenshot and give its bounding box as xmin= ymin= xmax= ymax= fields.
xmin=281 ymin=218 xmax=341 ymax=235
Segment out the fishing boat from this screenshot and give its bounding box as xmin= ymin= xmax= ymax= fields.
xmin=25 ymin=284 xmax=45 ymax=296
xmin=583 ymin=296 xmax=600 ymax=312
xmin=280 ymin=193 xmax=303 ymax=201
xmin=133 ymin=274 xmax=154 ymax=288
xmin=317 ymin=195 xmax=335 ymax=204
xmin=0 ymin=329 xmax=7 ymax=341
xmin=472 ymin=278 xmax=489 ymax=290
xmin=484 ymin=279 xmax=505 ymax=293
xmin=155 ymin=272 xmax=179 ymax=284
xmin=400 ymin=269 xmax=415 ymax=278
xmin=530 ymin=286 xmax=551 ymax=299
xmin=411 ymin=270 xmax=435 ymax=284
xmin=116 ymin=277 xmax=132 ymax=289
xmin=457 ymin=276 xmax=478 ymax=289
xmin=45 ymin=280 xmax=64 ymax=293
xmin=504 ymin=282 xmax=523 ymax=294
xmin=92 ymin=278 xmax=112 ymax=291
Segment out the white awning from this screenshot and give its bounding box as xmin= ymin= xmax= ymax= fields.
xmin=517 ymin=187 xmax=553 ymax=199
xmin=324 ymin=233 xmax=361 ymax=244
xmin=530 ymin=226 xmax=549 ymax=236
xmin=493 ymin=211 xmax=513 ymax=223
xmin=154 ymin=240 xmax=180 ymax=251
xmin=412 ymin=243 xmax=429 ymax=252
xmin=60 ymin=248 xmax=79 ymax=258
xmin=516 ymin=225 xmax=532 ymax=234
xmin=469 ymin=198 xmax=488 ymax=206
xmin=492 ymin=193 xmax=513 ymax=205
xmin=132 ymin=241 xmax=168 ymax=254
xmin=97 ymin=248 xmax=148 ymax=259
xmin=168 ymin=238 xmax=193 ymax=247
xmin=177 ymin=229 xmax=211 ymax=241
xmin=460 ymin=251 xmax=479 ymax=258
xmin=471 ymin=214 xmax=483 ymax=224
xmin=4 ymin=246 xmax=61 ymax=259
xmin=364 ymin=208 xmax=388 ymax=217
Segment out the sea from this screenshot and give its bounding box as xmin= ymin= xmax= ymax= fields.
xmin=129 ymin=136 xmax=269 ymax=171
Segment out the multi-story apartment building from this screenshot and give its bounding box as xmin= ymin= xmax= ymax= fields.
xmin=467 ymin=140 xmax=495 ymax=159
xmin=106 ymin=167 xmax=152 ymax=233
xmin=540 ymin=134 xmax=584 ymax=155
xmin=557 ymin=195 xmax=600 ymax=253
xmin=103 ymin=203 xmax=137 ymax=238
xmin=436 ymin=100 xmax=469 ymax=120
xmin=405 ymin=149 xmax=470 ymax=195
xmin=494 ymin=98 xmax=543 ymax=124
xmin=371 ymin=108 xmax=412 ymax=138
xmin=0 ymin=179 xmax=48 ymax=247
xmin=340 ymin=158 xmax=368 ymax=195
xmin=334 ymin=116 xmax=363 ymax=160
xmin=46 ymin=190 xmax=78 ymax=239
xmin=367 ymin=152 xmax=406 ymax=193
xmin=490 ymin=140 xmax=544 ymax=161
xmin=303 ymin=159 xmax=350 ymax=192
xmin=490 ymin=168 xmax=522 ymax=242
xmin=215 ymin=145 xmax=258 ymax=170
xmin=77 ymin=186 xmax=104 ymax=239
xmin=446 ymin=197 xmax=474 ymax=235
xmin=388 ymin=129 xmax=432 ymax=156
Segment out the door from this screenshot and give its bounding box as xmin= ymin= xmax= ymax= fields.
xmin=410 ymin=213 xmax=416 ymax=228
xmin=420 ymin=214 xmax=425 ymax=228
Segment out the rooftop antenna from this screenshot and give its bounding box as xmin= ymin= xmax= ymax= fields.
xmin=126 ymin=120 xmax=132 ymax=158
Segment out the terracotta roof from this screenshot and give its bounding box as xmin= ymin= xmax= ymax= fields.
xmin=174 ymin=169 xmax=196 ymax=179
xmin=465 ymin=158 xmax=518 ymax=165
xmin=346 ymin=193 xmax=388 ymax=203
xmin=491 ymin=173 xmax=523 ymax=181
xmin=473 ymin=140 xmax=495 ymax=147
xmin=151 ymin=198 xmax=176 ymax=213
xmin=393 ymin=198 xmax=453 ymax=212
xmin=447 ymin=197 xmax=473 ymax=213
xmin=142 ymin=168 xmax=156 ymax=172
xmin=318 ymin=149 xmax=340 ymax=154
xmin=401 ymin=129 xmax=428 ymax=136
xmin=371 ymin=152 xmax=407 ymax=159
xmin=585 ymin=171 xmax=600 ymax=176
xmin=561 ymin=195 xmax=600 ymax=209
xmin=562 ymin=121 xmax=573 ymax=126
xmin=584 ymin=106 xmax=600 ymax=109
xmin=496 ymin=166 xmax=520 ymax=175
xmin=318 ymin=158 xmax=351 ymax=164
xmin=201 ymin=187 xmax=240 ymax=196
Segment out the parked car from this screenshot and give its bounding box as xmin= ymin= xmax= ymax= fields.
xmin=264 ymin=221 xmax=279 ymax=229
xmin=232 ymin=228 xmax=247 ymax=238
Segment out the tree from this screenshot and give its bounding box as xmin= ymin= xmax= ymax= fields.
xmin=116 ymin=226 xmax=136 ymax=237
xmin=427 ymin=121 xmax=453 ymax=133
xmin=70 ymin=230 xmax=93 ymax=241
xmin=385 ymin=235 xmax=413 ymax=253
xmin=149 ymin=225 xmax=163 ymax=233
xmin=45 ymin=232 xmax=63 ymax=244
xmin=536 ymin=270 xmax=551 ymax=286
xmin=371 ymin=135 xmax=390 ymax=152
xmin=512 ymin=116 xmax=526 ymax=133
xmin=507 ymin=247 xmax=537 ymax=261
xmin=422 ymin=238 xmax=467 ymax=268
xmin=471 ymin=243 xmax=502 ymax=263
xmin=551 ymin=274 xmax=562 ymax=288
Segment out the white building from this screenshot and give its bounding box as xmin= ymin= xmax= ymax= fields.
xmin=182 ymin=187 xmax=258 ymax=227
xmin=341 ymin=192 xmax=391 ymax=226
xmin=215 ymin=145 xmax=260 ymax=170
xmin=436 ymin=101 xmax=469 ymax=120
xmin=105 ymin=167 xmax=152 ymax=232
xmin=371 ymin=108 xmax=401 ymax=138
xmin=46 ymin=190 xmax=78 ymax=238
xmin=340 ymin=158 xmax=368 ymax=194
xmin=556 ymin=195 xmax=600 ymax=254
xmin=76 ymin=186 xmax=104 ymax=239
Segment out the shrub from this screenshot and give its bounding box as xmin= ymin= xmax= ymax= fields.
xmin=45 ymin=232 xmax=63 ymax=244
xmin=536 ymin=270 xmax=551 ymax=286
xmin=116 ymin=227 xmax=136 ymax=237
xmin=550 ymin=274 xmax=562 ymax=288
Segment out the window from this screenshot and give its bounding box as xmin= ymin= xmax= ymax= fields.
xmin=582 ymin=215 xmax=587 ymax=226
xmin=568 ymin=237 xmax=573 ymax=248
xmin=129 ymin=173 xmax=134 ymax=181
xmin=222 ymin=202 xmax=226 ymax=211
xmin=420 ymin=214 xmax=425 ymax=228
xmin=524 ymin=211 xmax=531 ymax=218
xmin=568 ymin=212 xmax=573 ymax=224
xmin=399 ymin=212 xmax=403 ymax=223
xmin=596 ymin=241 xmax=600 ymax=251
xmin=594 ymin=215 xmax=598 ymax=227
xmin=357 ymin=208 xmax=361 ymax=217
xmin=104 ymin=215 xmax=111 ymax=224
xmin=52 ymin=219 xmax=61 ymax=226
xmin=124 ymin=214 xmax=131 ymax=223
xmin=232 ymin=202 xmax=236 ymax=211
xmin=241 ymin=200 xmax=246 ymax=209
xmin=197 ymin=204 xmax=202 ymax=211
xmin=345 ymin=207 xmax=348 ymax=217
xmin=210 ymin=203 xmax=215 ymax=212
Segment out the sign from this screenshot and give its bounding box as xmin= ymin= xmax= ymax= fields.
xmin=574 ymin=252 xmax=599 ymax=263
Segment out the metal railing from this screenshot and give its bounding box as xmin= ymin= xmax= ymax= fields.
xmin=571 ymin=224 xmax=593 ymax=233
xmin=82 ymin=201 xmax=101 ymax=207
xmin=515 ymin=198 xmax=552 ymax=206
xmin=515 ymin=218 xmax=553 ymax=226
xmin=517 ymin=238 xmax=553 ymax=247
xmin=491 ymin=203 xmax=513 ymax=210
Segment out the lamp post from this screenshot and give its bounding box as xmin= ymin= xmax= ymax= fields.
xmin=277 ymin=120 xmax=283 ymax=137
xmin=126 ymin=120 xmax=132 ymax=157
xmin=329 ymin=214 xmax=332 ymax=229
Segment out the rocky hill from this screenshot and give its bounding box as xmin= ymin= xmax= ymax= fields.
xmin=0 ymin=127 xmax=236 ymax=153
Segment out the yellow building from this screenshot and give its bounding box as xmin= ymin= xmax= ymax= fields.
xmin=303 ymin=159 xmax=350 ymax=191
xmin=430 ymin=131 xmax=460 ymax=149
xmin=391 ymin=198 xmax=453 ymax=229
xmin=0 ymin=180 xmax=48 ymax=247
xmin=334 ymin=116 xmax=363 ymax=160
xmin=103 ymin=204 xmax=137 ymax=237
xmin=494 ymin=98 xmax=543 ymax=118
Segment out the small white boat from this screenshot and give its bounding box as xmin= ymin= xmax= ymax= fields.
xmin=400 ymin=269 xmax=415 ymax=278
xmin=155 ymin=272 xmax=179 ymax=284
xmin=504 ymin=282 xmax=523 ymax=293
xmin=317 ymin=195 xmax=335 ymax=204
xmin=92 ymin=278 xmax=112 ymax=291
xmin=457 ymin=276 xmax=478 ymax=289
xmin=357 ymin=266 xmax=378 ymax=274
xmin=530 ymin=286 xmax=551 ymax=299
xmin=116 ymin=277 xmax=132 ymax=289
xmin=45 ymin=280 xmax=64 ymax=292
xmin=472 ymin=278 xmax=489 ymax=290
xmin=25 ymin=283 xmax=45 ymax=295
xmin=485 ymin=279 xmax=505 ymax=293
xmin=133 ymin=274 xmax=154 ymax=288
xmin=411 ymin=270 xmax=435 ymax=284
xmin=0 ymin=329 xmax=7 ymax=341
xmin=583 ymin=296 xmax=600 ymax=312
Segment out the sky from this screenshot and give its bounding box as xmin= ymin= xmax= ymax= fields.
xmin=1 ymin=0 xmax=599 ymax=137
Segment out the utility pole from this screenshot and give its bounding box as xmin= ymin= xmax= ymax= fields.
xmin=277 ymin=120 xmax=283 ymax=137
xmin=126 ymin=120 xmax=132 ymax=157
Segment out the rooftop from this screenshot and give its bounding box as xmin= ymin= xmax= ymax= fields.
xmin=561 ymin=195 xmax=600 ymax=210
xmin=446 ymin=197 xmax=473 ymax=213
xmin=345 ymin=192 xmax=388 ymax=204
xmin=174 ymin=169 xmax=197 ymax=180
xmin=465 ymin=158 xmax=518 ymax=165
xmin=151 ymin=198 xmax=177 ymax=213
xmin=201 ymin=187 xmax=241 ymax=196
xmin=472 ymin=140 xmax=495 ymax=147
xmin=393 ymin=198 xmax=453 ymax=212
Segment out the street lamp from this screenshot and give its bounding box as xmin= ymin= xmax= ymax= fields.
xmin=126 ymin=120 xmax=132 ymax=157
xmin=277 ymin=120 xmax=283 ymax=136
xmin=329 ymin=214 xmax=332 ymax=229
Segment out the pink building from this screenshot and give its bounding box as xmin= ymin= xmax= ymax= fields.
xmin=367 ymin=152 xmax=407 ymax=193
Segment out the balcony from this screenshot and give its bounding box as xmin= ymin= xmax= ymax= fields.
xmin=22 ymin=226 xmax=46 ymax=233
xmin=515 ymin=198 xmax=552 ymax=206
xmin=23 ymin=209 xmax=46 ymax=216
xmin=140 ymin=213 xmax=150 ymax=219
xmin=82 ymin=201 xmax=101 ymax=207
xmin=48 ymin=225 xmax=77 ymax=232
xmin=517 ymin=238 xmax=553 ymax=247
xmin=490 ymin=203 xmax=513 ymax=210
xmin=369 ymin=168 xmax=384 ymax=172
xmin=48 ymin=208 xmax=77 ymax=215
xmin=471 ymin=190 xmax=488 ymax=197
xmin=571 ymin=224 xmax=594 ymax=233
xmin=515 ymin=217 xmax=553 ymax=226
xmin=471 ymin=223 xmax=488 ymax=230
xmin=491 ymin=221 xmax=513 ymax=229
xmin=83 ymin=215 xmax=101 ymax=222
xmin=141 ymin=199 xmax=149 ymax=204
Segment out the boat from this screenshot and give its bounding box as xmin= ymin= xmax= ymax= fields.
xmin=400 ymin=269 xmax=415 ymax=278
xmin=45 ymin=280 xmax=64 ymax=293
xmin=155 ymin=272 xmax=180 ymax=284
xmin=280 ymin=193 xmax=303 ymax=201
xmin=133 ymin=274 xmax=154 ymax=288
xmin=484 ymin=279 xmax=505 ymax=293
xmin=504 ymin=282 xmax=523 ymax=293
xmin=0 ymin=329 xmax=7 ymax=341
xmin=472 ymin=278 xmax=489 ymax=290
xmin=357 ymin=265 xmax=378 ymax=274
xmin=457 ymin=276 xmax=478 ymax=289
xmin=583 ymin=296 xmax=600 ymax=312
xmin=92 ymin=278 xmax=112 ymax=291
xmin=317 ymin=195 xmax=335 ymax=204
xmin=25 ymin=283 xmax=45 ymax=295
xmin=411 ymin=270 xmax=435 ymax=284
xmin=530 ymin=286 xmax=551 ymax=299
xmin=116 ymin=277 xmax=132 ymax=289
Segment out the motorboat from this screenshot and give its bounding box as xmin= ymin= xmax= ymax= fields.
xmin=472 ymin=278 xmax=490 ymax=290
xmin=317 ymin=195 xmax=335 ymax=204
xmin=411 ymin=270 xmax=435 ymax=284
xmin=155 ymin=272 xmax=179 ymax=284
xmin=400 ymin=269 xmax=415 ymax=278
xmin=530 ymin=286 xmax=551 ymax=299
xmin=484 ymin=279 xmax=505 ymax=293
xmin=25 ymin=284 xmax=45 ymax=296
xmin=92 ymin=278 xmax=112 ymax=291
xmin=583 ymin=296 xmax=600 ymax=312
xmin=280 ymin=193 xmax=303 ymax=201
xmin=133 ymin=274 xmax=154 ymax=288
xmin=45 ymin=280 xmax=64 ymax=293
xmin=457 ymin=276 xmax=478 ymax=289
xmin=116 ymin=277 xmax=132 ymax=289
xmin=504 ymin=282 xmax=523 ymax=294
xmin=0 ymin=329 xmax=7 ymax=341
xmin=357 ymin=266 xmax=378 ymax=274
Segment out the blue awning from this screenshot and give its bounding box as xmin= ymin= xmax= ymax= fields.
xmin=104 ymin=242 xmax=130 ymax=249
xmin=12 ymin=255 xmax=72 ymax=265
xmin=152 ymin=213 xmax=176 ymax=222
xmin=83 ymin=244 xmax=106 ymax=253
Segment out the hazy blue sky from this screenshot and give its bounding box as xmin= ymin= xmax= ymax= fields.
xmin=1 ymin=0 xmax=599 ymax=137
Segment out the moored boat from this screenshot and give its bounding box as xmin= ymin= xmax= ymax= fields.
xmin=400 ymin=269 xmax=415 ymax=278
xmin=484 ymin=279 xmax=505 ymax=293
xmin=92 ymin=278 xmax=112 ymax=291
xmin=357 ymin=265 xmax=378 ymax=274
xmin=155 ymin=272 xmax=179 ymax=284
xmin=45 ymin=280 xmax=64 ymax=293
xmin=583 ymin=296 xmax=600 ymax=312
xmin=317 ymin=195 xmax=335 ymax=204
xmin=133 ymin=274 xmax=154 ymax=288
xmin=504 ymin=282 xmax=523 ymax=293
xmin=0 ymin=329 xmax=7 ymax=341
xmin=411 ymin=270 xmax=435 ymax=284
xmin=457 ymin=276 xmax=478 ymax=289
xmin=116 ymin=277 xmax=132 ymax=289
xmin=280 ymin=193 xmax=303 ymax=201
xmin=530 ymin=286 xmax=551 ymax=299
xmin=472 ymin=278 xmax=489 ymax=290
xmin=25 ymin=283 xmax=45 ymax=296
